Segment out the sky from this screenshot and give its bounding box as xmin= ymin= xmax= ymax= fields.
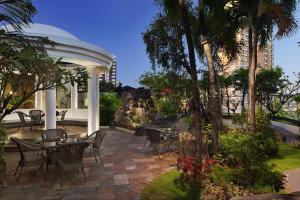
xmin=32 ymin=0 xmax=300 ymax=87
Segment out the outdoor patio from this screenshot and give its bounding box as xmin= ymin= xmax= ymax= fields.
xmin=0 ymin=128 xmax=177 ymax=200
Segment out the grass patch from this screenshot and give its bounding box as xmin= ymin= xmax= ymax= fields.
xmin=269 ymin=143 xmax=300 ymax=171
xmin=141 ymin=170 xmax=201 ymax=200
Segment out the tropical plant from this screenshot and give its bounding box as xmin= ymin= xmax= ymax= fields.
xmin=100 ymin=92 xmax=122 ymax=126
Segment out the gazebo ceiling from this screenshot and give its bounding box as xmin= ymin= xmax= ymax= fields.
xmin=2 ymin=23 xmax=115 ymax=69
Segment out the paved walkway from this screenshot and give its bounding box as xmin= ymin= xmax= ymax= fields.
xmin=0 ymin=129 xmax=177 ymax=200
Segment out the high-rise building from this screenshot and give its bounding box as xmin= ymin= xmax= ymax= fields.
xmin=109 ymin=59 xmax=117 ymax=86
xmin=224 ymin=29 xmax=274 ymax=74
xmin=99 ymin=59 xmax=117 ymax=86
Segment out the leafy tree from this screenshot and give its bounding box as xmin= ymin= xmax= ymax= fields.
xmin=144 ymin=1 xmax=205 ymax=174
xmin=148 ymin=0 xmax=241 ymax=157
xmin=256 ymin=67 xmax=300 ymax=117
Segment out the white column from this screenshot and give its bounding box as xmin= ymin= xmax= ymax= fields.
xmin=35 ymin=90 xmax=43 ymax=109
xmin=87 ymin=67 xmax=97 ymax=135
xmin=96 ymin=73 xmax=100 ymax=128
xmin=45 ymin=88 xmax=56 ymax=130
xmin=71 ymin=82 xmax=78 ymax=109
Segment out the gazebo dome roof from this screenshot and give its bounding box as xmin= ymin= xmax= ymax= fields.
xmin=3 ymin=23 xmax=80 ymax=40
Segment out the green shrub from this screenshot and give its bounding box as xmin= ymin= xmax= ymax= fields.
xmin=100 ymin=92 xmax=122 ymax=126
xmin=214 ymin=129 xmax=283 ymax=193
xmin=217 ymin=130 xmax=266 ymax=168
xmin=210 ymin=164 xmax=283 ymax=193
xmin=255 ymin=108 xmax=279 ymax=157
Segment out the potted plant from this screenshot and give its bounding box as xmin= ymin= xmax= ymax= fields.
xmin=0 ymin=121 xmax=7 ymax=188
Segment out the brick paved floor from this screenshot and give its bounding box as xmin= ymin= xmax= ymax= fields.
xmin=0 ymin=129 xmax=178 ymax=200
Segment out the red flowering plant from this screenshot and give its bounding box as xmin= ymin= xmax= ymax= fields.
xmin=177 ymin=156 xmax=216 ymax=182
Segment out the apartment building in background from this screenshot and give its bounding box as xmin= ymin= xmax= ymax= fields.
xmin=224 ymin=29 xmax=274 ymax=74
xmin=99 ymin=59 xmax=117 ymax=86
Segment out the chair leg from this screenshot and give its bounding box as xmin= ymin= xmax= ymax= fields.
xmin=98 ymin=151 xmax=103 ymax=166
xmin=94 ymin=156 xmax=98 ymax=162
xmin=144 ymin=138 xmax=148 ymax=147
xmin=81 ymin=166 xmax=86 ymax=182
xmin=14 ymin=163 xmax=20 ymax=175
xmin=60 ymin=168 xmax=64 ymax=187
xmin=17 ymin=167 xmax=23 ymax=182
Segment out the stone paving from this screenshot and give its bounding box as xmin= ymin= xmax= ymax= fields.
xmin=0 ymin=129 xmax=178 ymax=200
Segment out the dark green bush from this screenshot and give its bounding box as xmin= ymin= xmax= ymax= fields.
xmin=210 ymin=164 xmax=283 ymax=193
xmin=217 ymin=130 xmax=266 ymax=168
xmin=100 ymin=92 xmax=122 ymax=126
xmin=255 ymin=108 xmax=279 ymax=157
xmin=214 ymin=129 xmax=283 ymax=193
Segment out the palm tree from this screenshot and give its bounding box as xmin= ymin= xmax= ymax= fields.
xmin=0 ymin=0 xmax=36 ymax=31
xmin=196 ymin=0 xmax=240 ymax=154
xmin=227 ymin=0 xmax=298 ymax=132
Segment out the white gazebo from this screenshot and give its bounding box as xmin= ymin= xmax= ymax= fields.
xmin=3 ymin=23 xmax=116 ymax=135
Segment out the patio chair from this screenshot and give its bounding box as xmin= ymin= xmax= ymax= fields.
xmin=54 ymin=142 xmax=89 ymax=187
xmin=57 ymin=110 xmax=67 ymax=130
xmin=41 ymin=128 xmax=68 ymax=144
xmin=15 ymin=111 xmax=35 ymax=133
xmin=10 ymin=137 xmax=44 ymax=181
xmin=147 ymin=128 xmax=167 ymax=155
xmin=134 ymin=126 xmax=149 ymax=147
xmin=82 ymin=130 xmax=107 ymax=165
xmin=29 ymin=110 xmax=44 ymax=131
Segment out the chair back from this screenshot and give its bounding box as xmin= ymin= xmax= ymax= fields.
xmin=134 ymin=126 xmax=148 ymax=136
xmin=92 ymin=130 xmax=107 ymax=149
xmin=55 ymin=142 xmax=89 ymax=165
xmin=60 ymin=110 xmax=67 ymax=121
xmin=29 ymin=110 xmax=43 ymax=122
xmin=147 ymin=129 xmax=161 ymax=144
xmin=41 ymin=129 xmax=67 ymax=143
xmin=15 ymin=111 xmax=26 ymax=123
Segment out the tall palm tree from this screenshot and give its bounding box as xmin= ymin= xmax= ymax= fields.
xmin=0 ymin=0 xmax=36 ymax=31
xmin=227 ymin=0 xmax=298 ymax=132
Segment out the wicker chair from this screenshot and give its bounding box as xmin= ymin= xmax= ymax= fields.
xmin=41 ymin=129 xmax=68 ymax=143
xmin=82 ymin=130 xmax=107 ymax=165
xmin=15 ymin=111 xmax=35 ymax=133
xmin=57 ymin=110 xmax=67 ymax=130
xmin=147 ymin=128 xmax=167 ymax=155
xmin=10 ymin=137 xmax=44 ymax=181
xmin=54 ymin=142 xmax=89 ymax=187
xmin=29 ymin=110 xmax=44 ymax=131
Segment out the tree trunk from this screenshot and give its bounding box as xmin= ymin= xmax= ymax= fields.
xmin=201 ymin=37 xmax=222 ymax=155
xmin=178 ymin=0 xmax=204 ymax=177
xmin=241 ymin=91 xmax=245 ymax=113
xmin=247 ymin=16 xmax=256 ymax=132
